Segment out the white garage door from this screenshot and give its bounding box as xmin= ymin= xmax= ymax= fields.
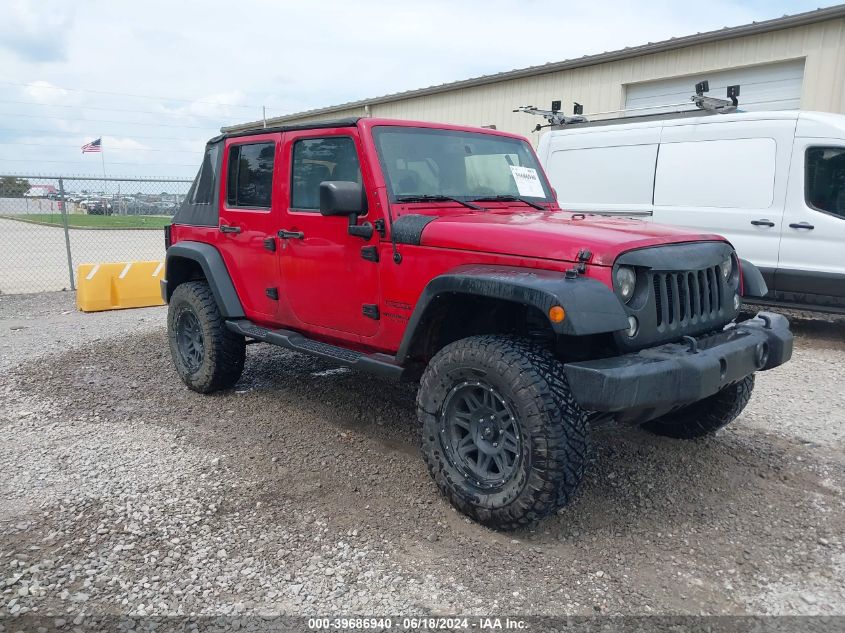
xmin=624 ymin=59 xmax=805 ymax=114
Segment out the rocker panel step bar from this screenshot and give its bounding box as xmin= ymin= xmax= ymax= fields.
xmin=225 ymin=319 xmax=404 ymax=380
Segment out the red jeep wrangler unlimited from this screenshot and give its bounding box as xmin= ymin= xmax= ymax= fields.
xmin=163 ymin=117 xmax=792 ymax=530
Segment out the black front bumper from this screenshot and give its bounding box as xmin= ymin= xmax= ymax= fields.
xmin=563 ymin=312 xmax=792 ymax=416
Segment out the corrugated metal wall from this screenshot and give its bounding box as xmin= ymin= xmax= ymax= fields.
xmin=275 ymin=17 xmax=845 ymax=144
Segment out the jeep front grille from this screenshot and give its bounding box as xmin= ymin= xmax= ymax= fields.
xmin=652 ymin=266 xmax=722 ymax=328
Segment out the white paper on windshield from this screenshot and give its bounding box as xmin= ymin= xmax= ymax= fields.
xmin=509 ymin=165 xmax=545 ymax=198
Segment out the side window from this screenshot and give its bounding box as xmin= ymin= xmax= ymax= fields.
xmin=192 ymin=143 xmax=219 ymax=205
xmin=226 ymin=142 xmax=275 ymax=208
xmin=806 ymin=147 xmax=845 ymax=219
xmin=291 ymin=137 xmax=361 ymax=210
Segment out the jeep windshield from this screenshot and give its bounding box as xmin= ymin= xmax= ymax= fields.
xmin=372 ymin=126 xmax=554 ymax=205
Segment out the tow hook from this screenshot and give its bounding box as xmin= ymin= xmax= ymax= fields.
xmin=682 ymin=335 xmax=699 ymax=354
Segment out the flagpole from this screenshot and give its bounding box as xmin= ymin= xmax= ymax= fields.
xmin=99 ymin=136 xmax=107 ymax=178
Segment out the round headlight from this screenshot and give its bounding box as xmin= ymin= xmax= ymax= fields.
xmin=614 ymin=266 xmax=637 ymax=303
xmin=720 ymin=256 xmax=739 ymax=287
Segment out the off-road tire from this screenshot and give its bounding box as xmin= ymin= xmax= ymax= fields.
xmin=167 ymin=281 xmax=246 ymax=393
xmin=417 ymin=336 xmax=589 ymax=531
xmin=641 ymin=375 xmax=755 ymax=439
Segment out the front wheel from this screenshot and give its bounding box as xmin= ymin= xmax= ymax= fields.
xmin=641 ymin=375 xmax=755 ymax=439
xmin=167 ymin=280 xmax=246 ymax=393
xmin=417 ymin=336 xmax=589 ymax=531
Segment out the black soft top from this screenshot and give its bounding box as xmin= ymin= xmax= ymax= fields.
xmin=212 ymin=117 xmax=360 ymax=142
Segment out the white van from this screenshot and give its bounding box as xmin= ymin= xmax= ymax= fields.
xmin=537 ymin=110 xmax=845 ymax=313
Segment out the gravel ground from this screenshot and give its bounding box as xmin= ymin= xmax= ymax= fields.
xmin=0 ymin=292 xmax=843 ymax=623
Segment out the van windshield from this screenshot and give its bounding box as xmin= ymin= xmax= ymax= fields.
xmin=372 ymin=126 xmax=553 ymax=203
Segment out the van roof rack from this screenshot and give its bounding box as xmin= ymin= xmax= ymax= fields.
xmin=514 ymin=81 xmax=740 ymax=131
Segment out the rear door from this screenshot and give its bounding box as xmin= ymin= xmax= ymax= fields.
xmin=216 ymin=133 xmax=282 ymax=319
xmin=777 ymin=140 xmax=845 ymax=306
xmin=275 ymin=129 xmax=381 ymax=340
xmin=541 ymin=125 xmax=660 ymax=218
xmin=652 ymin=119 xmax=794 ymax=284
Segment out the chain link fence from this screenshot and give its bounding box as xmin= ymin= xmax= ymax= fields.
xmin=0 ymin=175 xmax=192 ymax=295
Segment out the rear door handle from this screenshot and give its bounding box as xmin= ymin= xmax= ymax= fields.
xmin=788 ymin=222 xmax=815 ymax=230
xmin=278 ymin=229 xmax=305 ymax=240
xmin=219 ymin=224 xmax=241 ymax=234
xmin=750 ymin=219 xmax=775 ymax=227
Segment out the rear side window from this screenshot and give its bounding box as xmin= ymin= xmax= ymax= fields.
xmin=547 ymin=145 xmax=657 ymax=204
xmin=192 ymin=144 xmax=219 ymax=205
xmin=226 ymin=142 xmax=275 ymax=208
xmin=806 ymin=147 xmax=845 ymax=219
xmin=291 ymin=137 xmax=362 ymax=210
xmin=654 ymin=138 xmax=776 ymax=209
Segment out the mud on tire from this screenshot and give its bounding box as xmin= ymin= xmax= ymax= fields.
xmin=641 ymin=375 xmax=755 ymax=439
xmin=417 ymin=335 xmax=589 ymax=531
xmin=167 ymin=281 xmax=246 ymax=393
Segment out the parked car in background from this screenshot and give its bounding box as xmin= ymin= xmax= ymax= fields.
xmin=79 ymin=199 xmax=113 ymax=215
xmin=538 ymin=110 xmax=845 ymax=313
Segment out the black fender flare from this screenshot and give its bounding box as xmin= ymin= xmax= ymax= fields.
xmin=163 ymin=241 xmax=245 ymax=318
xmin=740 ymin=258 xmax=769 ymax=298
xmin=395 ymin=264 xmax=629 ymax=364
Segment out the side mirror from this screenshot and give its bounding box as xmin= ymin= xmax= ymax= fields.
xmin=319 ymin=181 xmax=367 ymax=216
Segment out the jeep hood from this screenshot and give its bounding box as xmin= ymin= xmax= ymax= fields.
xmin=413 ymin=209 xmax=729 ymax=266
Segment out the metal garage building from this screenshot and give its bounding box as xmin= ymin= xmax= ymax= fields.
xmin=225 ymin=5 xmax=845 ymax=141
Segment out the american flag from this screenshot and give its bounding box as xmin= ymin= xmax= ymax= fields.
xmin=81 ymin=138 xmax=102 ymax=153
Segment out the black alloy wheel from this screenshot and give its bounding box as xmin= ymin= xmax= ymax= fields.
xmin=176 ymin=309 xmax=204 ymax=373
xmin=440 ymin=381 xmax=522 ymax=489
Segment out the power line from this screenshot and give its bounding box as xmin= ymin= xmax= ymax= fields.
xmin=0 ymin=111 xmax=221 ymax=130
xmin=0 ymin=157 xmax=199 ymax=167
xmin=0 ymin=80 xmax=262 ymax=110
xmin=0 ymin=141 xmax=202 ymax=154
xmin=0 ymin=127 xmax=209 ymax=143
xmin=0 ymin=98 xmax=248 ymax=121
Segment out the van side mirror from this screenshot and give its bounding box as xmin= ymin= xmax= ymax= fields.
xmin=319 ymin=181 xmax=367 ymax=216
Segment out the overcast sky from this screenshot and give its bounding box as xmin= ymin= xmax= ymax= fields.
xmin=0 ymin=0 xmax=836 ymax=179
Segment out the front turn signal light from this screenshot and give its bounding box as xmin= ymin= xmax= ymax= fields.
xmin=549 ymin=306 xmax=566 ymax=323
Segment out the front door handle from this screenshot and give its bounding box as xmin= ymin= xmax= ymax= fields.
xmin=788 ymin=222 xmax=815 ymax=230
xmin=750 ymin=219 xmax=775 ymax=227
xmin=278 ymin=229 xmax=305 ymax=240
xmin=219 ymin=224 xmax=241 ymax=234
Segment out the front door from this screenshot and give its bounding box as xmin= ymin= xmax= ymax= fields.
xmin=216 ymin=133 xmax=282 ymax=319
xmin=276 ymin=130 xmax=381 ymax=339
xmin=778 ymin=140 xmax=845 ymax=307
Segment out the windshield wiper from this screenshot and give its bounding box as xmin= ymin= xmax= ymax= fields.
xmin=470 ymin=195 xmax=547 ymax=211
xmin=395 ymin=195 xmax=484 ymax=210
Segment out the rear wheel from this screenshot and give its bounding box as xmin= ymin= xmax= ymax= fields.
xmin=641 ymin=375 xmax=755 ymax=439
xmin=418 ymin=336 xmax=589 ymax=530
xmin=167 ymin=281 xmax=245 ymax=393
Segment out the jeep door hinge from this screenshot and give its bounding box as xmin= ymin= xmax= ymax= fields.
xmin=374 ymin=218 xmax=386 ymax=238
xmin=263 ymin=237 xmax=276 ymax=252
xmin=265 ymin=287 xmax=279 ymax=300
xmin=361 ymin=245 xmax=379 ymax=262
xmin=362 ymin=304 xmax=380 ymax=320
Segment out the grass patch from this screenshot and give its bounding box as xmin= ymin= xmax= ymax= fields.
xmin=1 ymin=214 xmax=171 ymax=229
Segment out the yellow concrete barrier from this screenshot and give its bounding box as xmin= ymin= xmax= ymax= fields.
xmin=76 ymin=261 xmax=165 ymax=312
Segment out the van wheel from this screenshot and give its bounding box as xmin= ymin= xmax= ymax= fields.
xmin=641 ymin=375 xmax=755 ymax=439
xmin=167 ymin=281 xmax=245 ymax=393
xmin=418 ymin=336 xmax=589 ymax=530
